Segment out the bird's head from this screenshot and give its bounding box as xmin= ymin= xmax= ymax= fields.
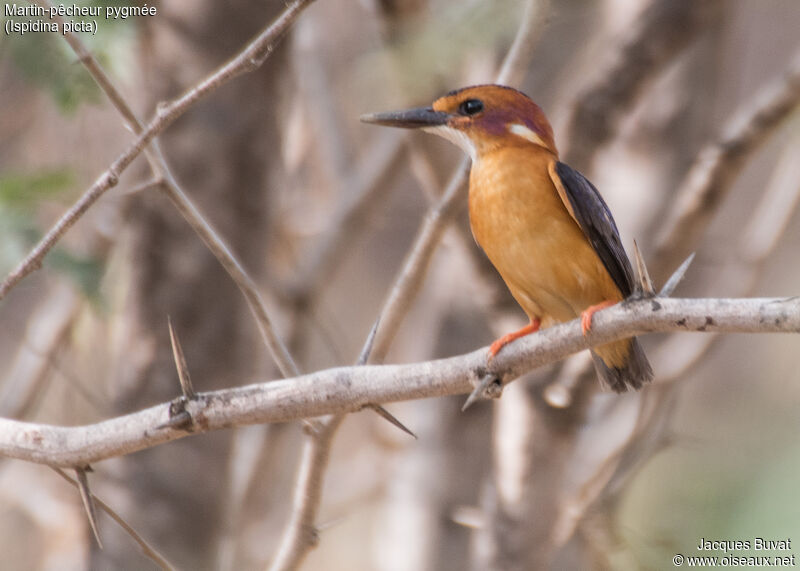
xmin=361 ymin=84 xmax=557 ymax=160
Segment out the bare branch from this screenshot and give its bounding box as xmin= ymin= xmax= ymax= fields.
xmin=495 ymin=0 xmax=551 ymax=86
xmin=0 ymin=0 xmax=317 ymax=305
xmin=268 ymin=415 xmax=343 ymax=571
xmin=653 ymin=50 xmax=800 ymax=274
xmin=160 ymin=173 xmax=301 ymax=377
xmin=369 ymin=160 xmax=470 ymax=362
xmin=26 ymin=0 xmax=305 ymax=379
xmin=269 ymin=300 xmax=406 ymax=569
xmin=0 ymin=297 xmax=796 ymax=468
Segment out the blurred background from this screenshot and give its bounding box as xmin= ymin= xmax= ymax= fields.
xmin=1 ymin=0 xmax=799 ymax=569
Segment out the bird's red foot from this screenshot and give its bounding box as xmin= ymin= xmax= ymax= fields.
xmin=488 ymin=319 xmax=541 ymax=359
xmin=580 ymin=301 xmax=616 ymax=335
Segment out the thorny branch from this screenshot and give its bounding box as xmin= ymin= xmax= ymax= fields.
xmin=11 ymin=2 xmax=316 ymax=564
xmin=32 ymin=0 xmax=305 ymax=379
xmin=0 ymin=296 xmax=797 ymax=468
xmin=0 ymin=0 xmax=316 ymax=318
xmin=5 ymin=1 xmax=797 ymax=568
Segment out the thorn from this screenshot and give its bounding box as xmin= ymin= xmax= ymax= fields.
xmin=168 ymin=317 xmax=196 ymax=399
xmin=660 ymin=253 xmax=695 ymax=297
xmin=632 ymin=239 xmax=654 ymax=296
xmin=367 ymin=404 xmax=417 ymax=438
xmin=75 ymin=466 xmax=103 ymax=549
xmin=354 ymin=318 xmax=415 ymax=436
xmin=357 ymin=317 xmax=381 ymax=366
xmin=317 ymin=515 xmax=347 ymax=532
xmin=462 ymin=373 xmax=503 ymax=411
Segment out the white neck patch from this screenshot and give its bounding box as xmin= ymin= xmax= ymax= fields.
xmin=508 ymin=123 xmax=548 ymax=149
xmin=423 ymin=125 xmax=478 ymax=162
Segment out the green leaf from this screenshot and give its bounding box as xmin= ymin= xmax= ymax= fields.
xmin=0 ymin=170 xmax=75 ymax=210
xmin=5 ymin=31 xmax=100 ymax=113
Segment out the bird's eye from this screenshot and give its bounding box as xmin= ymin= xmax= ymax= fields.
xmin=459 ymin=99 xmax=484 ymax=116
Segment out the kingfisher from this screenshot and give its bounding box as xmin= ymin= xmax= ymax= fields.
xmin=361 ymin=84 xmax=653 ymax=392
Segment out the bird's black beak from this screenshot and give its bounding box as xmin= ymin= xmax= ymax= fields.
xmin=360 ymin=106 xmax=450 ymax=129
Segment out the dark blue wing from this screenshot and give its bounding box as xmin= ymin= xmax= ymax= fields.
xmin=551 ymin=161 xmax=634 ymax=297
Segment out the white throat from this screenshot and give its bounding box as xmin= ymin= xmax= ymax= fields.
xmin=423 ymin=125 xmax=478 ymax=162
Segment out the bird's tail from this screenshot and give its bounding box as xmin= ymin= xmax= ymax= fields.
xmin=591 ymin=337 xmax=653 ymax=392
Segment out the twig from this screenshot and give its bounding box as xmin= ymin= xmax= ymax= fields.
xmin=495 ymin=0 xmax=551 ymax=86
xmin=159 ymin=171 xmax=300 ymax=377
xmin=21 ymin=13 xmax=310 ymax=566
xmin=268 ymin=415 xmax=343 ymax=571
xmin=562 ymin=0 xmax=721 ymax=168
xmin=0 ymin=0 xmax=317 ymax=307
xmin=51 ymin=467 xmax=176 ymax=570
xmin=368 ymin=160 xmax=470 ymax=362
xmin=269 ymin=314 xmax=408 ymax=569
xmin=653 ymin=49 xmax=800 ymax=275
xmin=27 ymin=0 xmax=305 ymax=378
xmin=0 ymin=296 xmax=796 ymax=468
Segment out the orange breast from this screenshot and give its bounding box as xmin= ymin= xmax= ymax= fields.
xmin=468 ymin=146 xmax=622 ymax=327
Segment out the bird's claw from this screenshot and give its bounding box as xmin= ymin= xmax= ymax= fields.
xmin=580 ymin=301 xmax=615 ymax=336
